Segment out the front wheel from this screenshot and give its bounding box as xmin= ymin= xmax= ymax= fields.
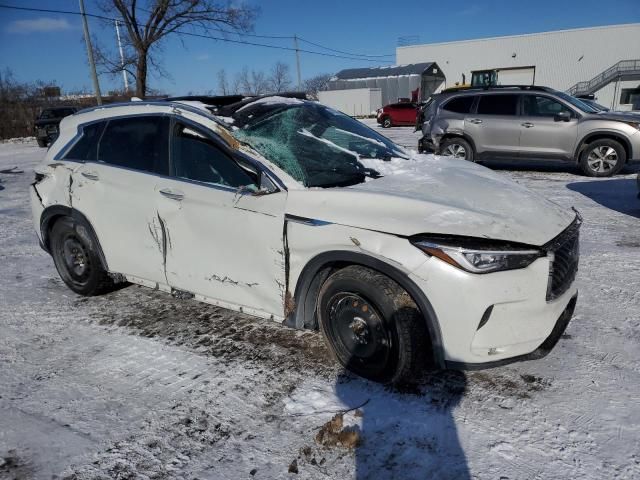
xmin=317 ymin=265 xmax=429 ymax=384
xmin=381 ymin=117 xmax=392 ymax=128
xmin=439 ymin=137 xmax=474 ymax=161
xmin=36 ymin=137 xmax=47 ymax=148
xmin=579 ymin=139 xmax=626 ymax=177
xmin=50 ymin=217 xmax=115 ymax=296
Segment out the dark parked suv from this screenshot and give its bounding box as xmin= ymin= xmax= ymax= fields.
xmin=34 ymin=106 xmax=77 ymax=148
xmin=418 ymin=86 xmax=640 ymax=176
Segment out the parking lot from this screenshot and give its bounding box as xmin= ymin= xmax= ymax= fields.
xmin=1 ymin=127 xmax=639 ymax=479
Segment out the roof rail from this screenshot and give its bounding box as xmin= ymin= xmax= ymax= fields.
xmin=166 ymin=91 xmax=308 ymax=110
xmin=442 ymin=85 xmax=555 ymax=93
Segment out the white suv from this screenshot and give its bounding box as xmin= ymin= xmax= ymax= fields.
xmin=30 ymin=95 xmax=580 ymax=383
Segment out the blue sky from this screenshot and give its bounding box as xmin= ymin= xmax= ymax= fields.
xmin=1 ymin=0 xmax=639 ymax=95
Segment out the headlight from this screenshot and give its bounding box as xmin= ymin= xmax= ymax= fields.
xmin=412 ymin=237 xmax=544 ymax=274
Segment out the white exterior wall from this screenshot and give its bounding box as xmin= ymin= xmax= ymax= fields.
xmin=318 ymin=88 xmax=383 ymax=116
xmin=396 ymin=24 xmax=640 ymax=109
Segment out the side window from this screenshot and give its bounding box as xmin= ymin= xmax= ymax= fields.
xmin=98 ymin=116 xmax=169 ymax=175
xmin=523 ymin=96 xmax=572 ymax=117
xmin=171 ymin=122 xmax=256 ymax=188
xmin=442 ymin=96 xmax=475 ymax=114
xmin=64 ymin=121 xmax=107 ymax=161
xmin=476 ymin=94 xmax=518 ymax=116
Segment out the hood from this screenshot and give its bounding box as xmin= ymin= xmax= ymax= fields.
xmin=592 ymin=112 xmax=640 ymax=122
xmin=286 ymin=155 xmax=576 ymax=246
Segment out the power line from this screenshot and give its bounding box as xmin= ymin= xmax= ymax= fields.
xmin=298 ymin=37 xmax=394 ymax=58
xmin=0 ymin=4 xmax=394 ymax=63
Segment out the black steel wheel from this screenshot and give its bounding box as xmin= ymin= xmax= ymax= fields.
xmin=317 ymin=265 xmax=429 ymax=384
xmin=50 ymin=217 xmax=114 ymax=296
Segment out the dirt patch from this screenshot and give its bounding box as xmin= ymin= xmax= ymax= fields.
xmin=0 ymin=451 xmax=32 ymax=480
xmin=469 ymin=371 xmax=552 ymax=399
xmin=315 ymin=413 xmax=361 ymax=449
xmin=79 ymin=286 xmax=337 ymax=378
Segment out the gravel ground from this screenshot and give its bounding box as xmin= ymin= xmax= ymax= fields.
xmin=1 ymin=127 xmax=639 ymax=480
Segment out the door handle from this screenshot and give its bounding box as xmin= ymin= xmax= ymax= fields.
xmin=81 ymin=171 xmax=99 ymax=181
xmin=159 ymin=188 xmax=184 ymax=201
xmin=469 ymin=118 xmax=483 ymax=124
xmin=522 ymin=122 xmax=534 ymax=128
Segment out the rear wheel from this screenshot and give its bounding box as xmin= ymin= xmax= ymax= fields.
xmin=579 ymin=139 xmax=626 ymax=177
xmin=317 ymin=265 xmax=429 ymax=384
xmin=381 ymin=116 xmax=392 ymax=128
xmin=50 ymin=217 xmax=115 ymax=296
xmin=439 ymin=137 xmax=473 ymax=161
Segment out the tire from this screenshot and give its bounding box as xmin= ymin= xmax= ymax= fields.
xmin=317 ymin=265 xmax=429 ymax=384
xmin=37 ymin=137 xmax=47 ymax=148
xmin=439 ymin=137 xmax=474 ymax=161
xmin=579 ymin=139 xmax=626 ymax=177
xmin=381 ymin=117 xmax=392 ymax=128
xmin=49 ymin=216 xmax=115 ymax=296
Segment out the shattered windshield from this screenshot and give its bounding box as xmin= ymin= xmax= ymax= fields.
xmin=231 ymin=101 xmax=408 ymax=187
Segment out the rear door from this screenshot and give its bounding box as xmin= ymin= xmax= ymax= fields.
xmin=519 ymin=94 xmax=579 ymax=159
xmin=156 ymin=119 xmax=287 ymax=319
xmin=466 ymin=94 xmax=521 ymax=158
xmin=70 ymin=115 xmax=170 ymax=285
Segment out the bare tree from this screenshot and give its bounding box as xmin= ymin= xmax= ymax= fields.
xmin=303 ymin=73 xmax=332 ymax=100
xmin=216 ymin=68 xmax=229 ymax=95
xmin=96 ymin=1 xmax=258 ymax=97
xmin=268 ymin=62 xmax=292 ymax=93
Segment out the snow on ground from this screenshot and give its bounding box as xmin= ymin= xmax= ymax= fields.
xmin=1 ymin=126 xmax=639 ymax=479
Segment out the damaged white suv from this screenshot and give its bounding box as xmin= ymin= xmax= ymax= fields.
xmin=30 ymin=95 xmax=580 ymax=383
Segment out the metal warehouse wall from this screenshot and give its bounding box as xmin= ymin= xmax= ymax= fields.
xmin=396 ymin=24 xmax=640 ymax=108
xmin=327 ymin=75 xmax=421 ymax=106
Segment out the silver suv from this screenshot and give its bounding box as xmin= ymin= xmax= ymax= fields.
xmin=418 ymin=86 xmax=640 ymax=177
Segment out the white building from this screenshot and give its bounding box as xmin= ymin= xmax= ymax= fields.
xmin=396 ymin=23 xmax=640 ymax=110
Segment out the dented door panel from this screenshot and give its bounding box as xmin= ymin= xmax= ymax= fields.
xmin=70 ymin=163 xmax=167 ymax=285
xmin=156 ymin=178 xmax=288 ymax=320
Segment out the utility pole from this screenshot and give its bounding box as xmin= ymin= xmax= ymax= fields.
xmin=114 ymin=20 xmax=129 ymax=93
xmin=293 ymin=34 xmax=302 ymax=90
xmin=79 ymin=0 xmax=102 ymax=105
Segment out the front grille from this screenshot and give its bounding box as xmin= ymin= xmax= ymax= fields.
xmin=545 ymin=219 xmax=580 ymax=301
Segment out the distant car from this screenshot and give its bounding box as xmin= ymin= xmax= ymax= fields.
xmin=419 ymin=85 xmax=640 ymax=177
xmin=376 ymin=102 xmax=417 ymax=128
xmin=34 ymin=106 xmax=78 ymax=148
xmin=30 ymin=95 xmax=580 ymax=384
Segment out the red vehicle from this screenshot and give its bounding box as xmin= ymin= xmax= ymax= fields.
xmin=376 ymin=102 xmax=418 ymax=128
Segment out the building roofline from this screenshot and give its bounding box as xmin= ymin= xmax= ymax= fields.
xmin=397 ymin=23 xmax=640 ymax=50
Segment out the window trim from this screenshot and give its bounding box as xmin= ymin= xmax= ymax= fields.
xmin=56 ymin=111 xmax=286 ymax=193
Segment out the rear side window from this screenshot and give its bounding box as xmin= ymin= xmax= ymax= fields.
xmin=442 ymin=96 xmax=475 ymax=114
xmin=64 ymin=121 xmax=107 ymax=161
xmin=98 ymin=116 xmax=170 ymax=175
xmin=476 ymin=94 xmax=518 ymax=115
xmin=171 ymin=122 xmax=256 ymax=188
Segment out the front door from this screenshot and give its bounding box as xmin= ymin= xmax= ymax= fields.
xmin=69 ymin=115 xmax=171 ymax=285
xmin=519 ymin=95 xmax=579 ymax=159
xmin=156 ymin=120 xmax=287 ymax=319
xmin=466 ymin=94 xmax=521 ymax=158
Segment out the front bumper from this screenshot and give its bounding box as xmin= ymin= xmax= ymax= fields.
xmin=446 ymin=294 xmax=577 ymax=370
xmin=409 ymin=253 xmax=578 ymax=366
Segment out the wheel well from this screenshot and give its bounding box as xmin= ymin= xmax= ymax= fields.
xmin=40 ymin=206 xmax=109 ymax=270
xmin=575 ymin=133 xmax=631 ymax=163
xmin=440 ymin=133 xmax=477 ymax=155
xmin=291 ymin=252 xmax=445 ymax=369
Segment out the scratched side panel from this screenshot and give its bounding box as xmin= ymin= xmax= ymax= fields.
xmin=287 ymin=221 xmax=429 ymax=298
xmin=70 ymin=163 xmax=167 ymax=285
